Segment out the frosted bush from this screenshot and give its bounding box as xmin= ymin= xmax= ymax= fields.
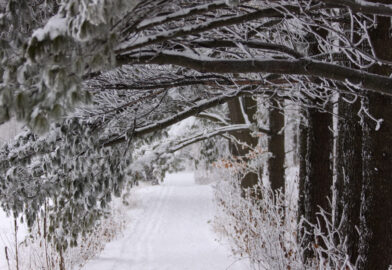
xmin=214 ymin=177 xmax=302 ymax=270
xmin=214 ymin=173 xmax=357 ymax=270
xmin=3 ymin=197 xmax=130 ymax=270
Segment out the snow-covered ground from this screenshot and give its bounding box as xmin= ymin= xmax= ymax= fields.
xmin=0 ymin=211 xmax=28 ymax=270
xmin=0 ymin=120 xmax=26 ymax=270
xmin=82 ymin=172 xmax=249 ymax=270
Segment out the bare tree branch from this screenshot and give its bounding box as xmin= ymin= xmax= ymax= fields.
xmin=189 ymin=40 xmax=304 ymax=58
xmin=103 ymin=90 xmax=246 ymax=147
xmin=320 ymin=0 xmax=392 ymax=16
xmin=116 ymin=6 xmax=297 ymax=54
xmin=134 ymin=1 xmax=230 ymax=33
xmin=118 ymin=52 xmax=392 ymax=95
xmin=169 ymin=124 xmax=252 ymax=152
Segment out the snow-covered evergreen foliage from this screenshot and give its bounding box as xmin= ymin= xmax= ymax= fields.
xmin=0 ymin=119 xmax=129 ymax=248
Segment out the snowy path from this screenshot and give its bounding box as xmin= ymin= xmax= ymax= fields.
xmin=82 ymin=172 xmax=248 ymax=270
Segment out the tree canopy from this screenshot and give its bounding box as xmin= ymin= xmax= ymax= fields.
xmin=1 ymin=0 xmax=392 ymax=251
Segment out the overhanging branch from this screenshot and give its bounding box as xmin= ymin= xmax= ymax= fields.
xmin=95 ymin=75 xmax=264 ymax=91
xmin=190 ymin=40 xmax=303 ymax=58
xmin=116 ymin=6 xmax=295 ymax=54
xmin=319 ymin=0 xmax=392 ymax=16
xmin=169 ymin=124 xmax=252 ymax=153
xmin=134 ymin=1 xmax=230 ymax=32
xmin=117 ymin=52 xmax=392 ymax=96
xmin=103 ymin=90 xmax=245 ymax=147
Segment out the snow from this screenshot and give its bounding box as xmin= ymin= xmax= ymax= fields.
xmin=0 ymin=211 xmax=27 ymax=270
xmin=82 ymin=172 xmax=249 ymax=270
xmin=32 ymin=15 xmax=67 ymax=42
xmin=0 ymin=119 xmax=25 ymax=269
xmin=167 ymin=117 xmax=196 ymax=137
xmin=0 ymin=119 xmax=23 ymax=145
xmin=225 ymin=0 xmax=240 ymax=7
xmin=354 ymin=0 xmax=392 ymax=9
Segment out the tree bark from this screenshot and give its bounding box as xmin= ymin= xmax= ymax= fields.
xmin=228 ymin=97 xmax=259 ymax=190
xmin=298 ymin=107 xmax=312 ymax=260
xmin=268 ymin=98 xmax=285 ymax=192
xmin=298 ymin=28 xmax=334 ymax=261
xmin=359 ymin=13 xmax=392 ymax=270
xmin=334 ymin=96 xmax=362 ymax=265
xmin=298 ymin=105 xmax=333 ymax=261
xmin=334 ymin=13 xmax=363 ymax=265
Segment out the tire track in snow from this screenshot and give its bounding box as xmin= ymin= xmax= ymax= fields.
xmin=110 ymin=184 xmax=169 ymax=270
xmin=136 ymin=184 xmax=173 ymax=268
xmin=145 ymin=186 xmax=173 ymax=270
xmin=145 ymin=184 xmax=174 ymax=269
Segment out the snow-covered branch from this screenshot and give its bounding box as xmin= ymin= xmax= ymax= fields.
xmin=169 ymin=124 xmax=251 ymax=153
xmin=116 ymin=5 xmax=297 ymax=54
xmin=320 ymin=0 xmax=392 ymax=16
xmin=119 ymin=52 xmax=392 ymax=95
xmin=133 ymin=1 xmax=230 ymax=33
xmin=103 ymin=90 xmax=245 ymax=147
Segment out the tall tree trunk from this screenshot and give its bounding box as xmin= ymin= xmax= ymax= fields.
xmin=334 ymin=14 xmax=364 ymax=264
xmin=334 ymin=96 xmax=362 ymax=264
xmin=309 ymin=106 xmax=333 ymax=219
xmin=359 ymin=14 xmax=392 ymax=270
xmin=268 ymin=98 xmax=285 ymax=192
xmin=228 ymin=96 xmax=259 ymax=190
xmin=298 ymin=28 xmax=334 ymax=261
xmin=298 ymin=105 xmax=333 ymax=261
xmin=298 ymin=107 xmax=312 ymax=259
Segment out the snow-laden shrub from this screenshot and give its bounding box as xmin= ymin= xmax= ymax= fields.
xmin=214 ymin=177 xmax=302 ymax=270
xmin=3 ymin=196 xmax=131 ymax=270
xmin=214 ymin=173 xmax=357 ymax=270
xmin=300 ymin=210 xmax=358 ymax=270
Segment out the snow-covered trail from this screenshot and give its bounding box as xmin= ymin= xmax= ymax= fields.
xmin=82 ymin=172 xmax=248 ymax=270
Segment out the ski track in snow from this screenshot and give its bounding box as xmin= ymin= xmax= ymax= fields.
xmin=82 ymin=172 xmax=249 ymax=270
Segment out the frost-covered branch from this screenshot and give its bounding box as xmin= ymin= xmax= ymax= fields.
xmin=320 ymin=0 xmax=392 ymax=16
xmin=119 ymin=52 xmax=392 ymax=95
xmin=103 ymin=90 xmax=245 ymax=147
xmin=189 ymin=40 xmax=304 ymax=58
xmin=133 ymin=1 xmax=230 ymax=33
xmin=116 ymin=5 xmax=298 ymax=54
xmin=169 ymin=124 xmax=251 ymax=152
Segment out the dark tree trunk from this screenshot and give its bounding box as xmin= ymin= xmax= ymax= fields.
xmin=228 ymin=96 xmax=259 ymax=190
xmin=298 ymin=105 xmax=333 ymax=260
xmin=334 ymin=15 xmax=363 ymax=265
xmin=298 ymin=28 xmax=334 ymax=261
xmin=268 ymin=98 xmax=285 ymax=192
xmin=334 ymin=96 xmax=362 ymax=264
xmin=358 ymin=14 xmax=392 ymax=270
xmin=311 ymin=107 xmax=333 ymax=236
xmin=298 ymin=107 xmax=312 ymax=259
